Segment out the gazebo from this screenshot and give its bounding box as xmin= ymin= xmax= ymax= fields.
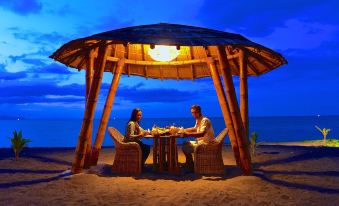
xmin=50 ymin=23 xmax=287 ymax=175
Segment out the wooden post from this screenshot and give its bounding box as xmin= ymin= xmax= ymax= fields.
xmin=239 ymin=50 xmax=249 ymax=138
xmin=83 ymin=50 xmax=94 ymax=169
xmin=71 ymin=41 xmax=110 ymax=174
xmin=217 ymin=46 xmax=252 ymax=175
xmin=90 ymin=58 xmax=126 ymax=166
xmin=206 ymin=57 xmax=241 ymax=166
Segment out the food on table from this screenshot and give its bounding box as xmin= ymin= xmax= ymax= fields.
xmin=151 ymin=126 xmax=181 ymax=135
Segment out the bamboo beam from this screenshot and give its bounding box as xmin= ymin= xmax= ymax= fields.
xmin=205 ymin=57 xmax=241 ymax=166
xmin=90 ymin=58 xmax=126 ymax=166
xmin=239 ymin=50 xmax=249 ymax=138
xmin=105 ymin=55 xmax=238 ymax=66
xmin=217 ymin=46 xmax=252 ymax=175
xmin=126 ymin=44 xmax=130 ymax=76
xmin=71 ymin=42 xmax=110 ymax=174
xmin=141 ymin=44 xmax=148 ymax=79
xmin=189 ymin=47 xmax=195 ymax=79
xmin=83 ymin=50 xmax=95 ymax=169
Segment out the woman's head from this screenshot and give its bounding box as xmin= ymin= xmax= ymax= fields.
xmin=129 ymin=108 xmax=143 ymax=122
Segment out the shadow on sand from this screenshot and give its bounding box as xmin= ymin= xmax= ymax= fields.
xmin=0 ymin=170 xmax=71 ymax=189
xmin=254 ymin=145 xmax=339 ymax=194
xmin=89 ymin=163 xmax=243 ymax=181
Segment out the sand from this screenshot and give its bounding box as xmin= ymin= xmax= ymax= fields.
xmin=0 ymin=144 xmax=339 ymax=206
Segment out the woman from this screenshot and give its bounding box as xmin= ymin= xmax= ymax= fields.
xmin=124 ymin=108 xmax=150 ymax=166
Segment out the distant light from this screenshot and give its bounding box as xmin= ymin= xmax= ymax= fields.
xmin=17 ymin=118 xmax=20 ymax=121
xmin=148 ymin=45 xmax=180 ymax=62
xmin=317 ymin=114 xmax=320 ymax=117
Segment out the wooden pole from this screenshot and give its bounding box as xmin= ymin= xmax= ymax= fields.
xmin=83 ymin=50 xmax=95 ymax=169
xmin=206 ymin=57 xmax=241 ymax=166
xmin=90 ymin=58 xmax=125 ymax=166
xmin=217 ymin=46 xmax=252 ymax=175
xmin=71 ymin=41 xmax=110 ymax=174
xmin=239 ymin=50 xmax=249 ymax=138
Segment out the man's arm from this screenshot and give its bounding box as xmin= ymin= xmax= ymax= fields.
xmin=184 ymin=127 xmax=196 ymax=133
xmin=184 ymin=118 xmax=209 ymax=138
xmin=183 ymin=130 xmax=206 ymax=138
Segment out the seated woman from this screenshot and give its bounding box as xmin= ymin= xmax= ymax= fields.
xmin=124 ymin=108 xmax=150 ymax=166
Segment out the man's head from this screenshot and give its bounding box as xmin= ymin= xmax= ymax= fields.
xmin=190 ymin=104 xmax=202 ymax=119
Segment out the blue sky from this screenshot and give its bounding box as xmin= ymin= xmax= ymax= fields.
xmin=0 ymin=0 xmax=338 ymax=119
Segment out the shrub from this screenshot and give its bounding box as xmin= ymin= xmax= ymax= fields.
xmin=10 ymin=130 xmax=31 ymax=161
xmin=250 ymin=132 xmax=261 ymax=157
xmin=315 ymin=126 xmax=331 ymax=145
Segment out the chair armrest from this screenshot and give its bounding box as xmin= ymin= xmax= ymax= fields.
xmin=116 ymin=142 xmax=142 ymax=153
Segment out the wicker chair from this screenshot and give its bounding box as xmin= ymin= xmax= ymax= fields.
xmin=194 ymin=128 xmax=229 ymax=175
xmin=108 ymin=127 xmax=142 ymax=175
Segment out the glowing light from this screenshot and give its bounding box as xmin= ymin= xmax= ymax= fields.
xmin=148 ymin=45 xmax=180 ymax=62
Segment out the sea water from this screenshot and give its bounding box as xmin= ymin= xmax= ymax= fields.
xmin=0 ymin=116 xmax=338 ymax=148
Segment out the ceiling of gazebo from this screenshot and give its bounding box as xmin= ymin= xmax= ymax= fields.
xmin=50 ymin=23 xmax=287 ymax=79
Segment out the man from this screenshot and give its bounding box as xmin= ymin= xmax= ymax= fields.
xmin=182 ymin=104 xmax=215 ymax=170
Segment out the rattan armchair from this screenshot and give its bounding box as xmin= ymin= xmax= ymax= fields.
xmin=194 ymin=128 xmax=229 ymax=175
xmin=108 ymin=127 xmax=142 ymax=175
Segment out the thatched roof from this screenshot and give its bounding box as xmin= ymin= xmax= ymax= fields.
xmin=50 ymin=23 xmax=287 ymax=79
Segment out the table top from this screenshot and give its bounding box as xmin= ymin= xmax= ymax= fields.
xmin=144 ymin=133 xmax=185 ymax=139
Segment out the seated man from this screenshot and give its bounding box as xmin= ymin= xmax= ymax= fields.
xmin=182 ymin=104 xmax=215 ymax=170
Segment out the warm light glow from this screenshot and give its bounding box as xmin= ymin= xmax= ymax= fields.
xmin=148 ymin=45 xmax=180 ymax=62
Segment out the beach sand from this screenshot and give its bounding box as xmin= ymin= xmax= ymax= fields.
xmin=0 ymin=144 xmax=338 ymax=206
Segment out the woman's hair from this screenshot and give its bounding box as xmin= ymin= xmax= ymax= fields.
xmin=129 ymin=108 xmax=142 ymax=122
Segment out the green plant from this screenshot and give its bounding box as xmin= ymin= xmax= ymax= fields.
xmin=315 ymin=126 xmax=331 ymax=145
xmin=10 ymin=130 xmax=31 ymax=160
xmin=250 ymin=132 xmax=261 ymax=157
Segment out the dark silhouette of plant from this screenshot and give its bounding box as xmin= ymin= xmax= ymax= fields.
xmin=10 ymin=130 xmax=31 ymax=160
xmin=250 ymin=132 xmax=261 ymax=157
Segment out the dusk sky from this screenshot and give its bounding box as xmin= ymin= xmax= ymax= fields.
xmin=0 ymin=0 xmax=338 ymax=119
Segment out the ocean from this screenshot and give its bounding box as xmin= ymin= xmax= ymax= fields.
xmin=0 ymin=116 xmax=338 ymax=148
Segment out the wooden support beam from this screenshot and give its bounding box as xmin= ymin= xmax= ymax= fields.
xmin=83 ymin=50 xmax=95 ymax=169
xmin=106 ymin=56 xmax=209 ymax=66
xmin=90 ymin=58 xmax=126 ymax=166
xmin=105 ymin=55 xmax=238 ymax=67
xmin=71 ymin=42 xmax=110 ymax=174
xmin=189 ymin=46 xmax=195 ymax=80
xmin=239 ymin=50 xmax=249 ymax=138
xmin=217 ymin=46 xmax=252 ymax=175
xmin=141 ymin=44 xmax=148 ymax=79
xmin=205 ymin=57 xmax=241 ymax=166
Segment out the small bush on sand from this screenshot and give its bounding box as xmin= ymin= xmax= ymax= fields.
xmin=10 ymin=130 xmax=31 ymax=160
xmin=250 ymin=132 xmax=261 ymax=157
xmin=315 ymin=126 xmax=331 ymax=145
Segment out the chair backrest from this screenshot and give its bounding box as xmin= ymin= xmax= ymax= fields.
xmin=215 ymin=128 xmax=229 ymax=144
xmin=108 ymin=127 xmax=124 ymax=145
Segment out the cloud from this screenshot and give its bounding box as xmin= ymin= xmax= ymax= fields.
xmin=12 ymin=31 xmax=69 ymax=45
xmin=0 ymin=64 xmax=27 ymax=80
xmin=0 ymin=71 xmax=27 ymax=80
xmin=116 ymin=83 xmax=199 ymax=103
xmin=0 ymin=82 xmax=87 ymax=98
xmin=0 ymin=0 xmax=42 ymax=15
xmin=32 ymin=63 xmax=73 ymax=74
xmin=196 ymin=0 xmax=337 ymax=37
xmin=253 ymin=19 xmax=339 ymax=51
xmin=0 ymin=95 xmax=84 ymax=104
